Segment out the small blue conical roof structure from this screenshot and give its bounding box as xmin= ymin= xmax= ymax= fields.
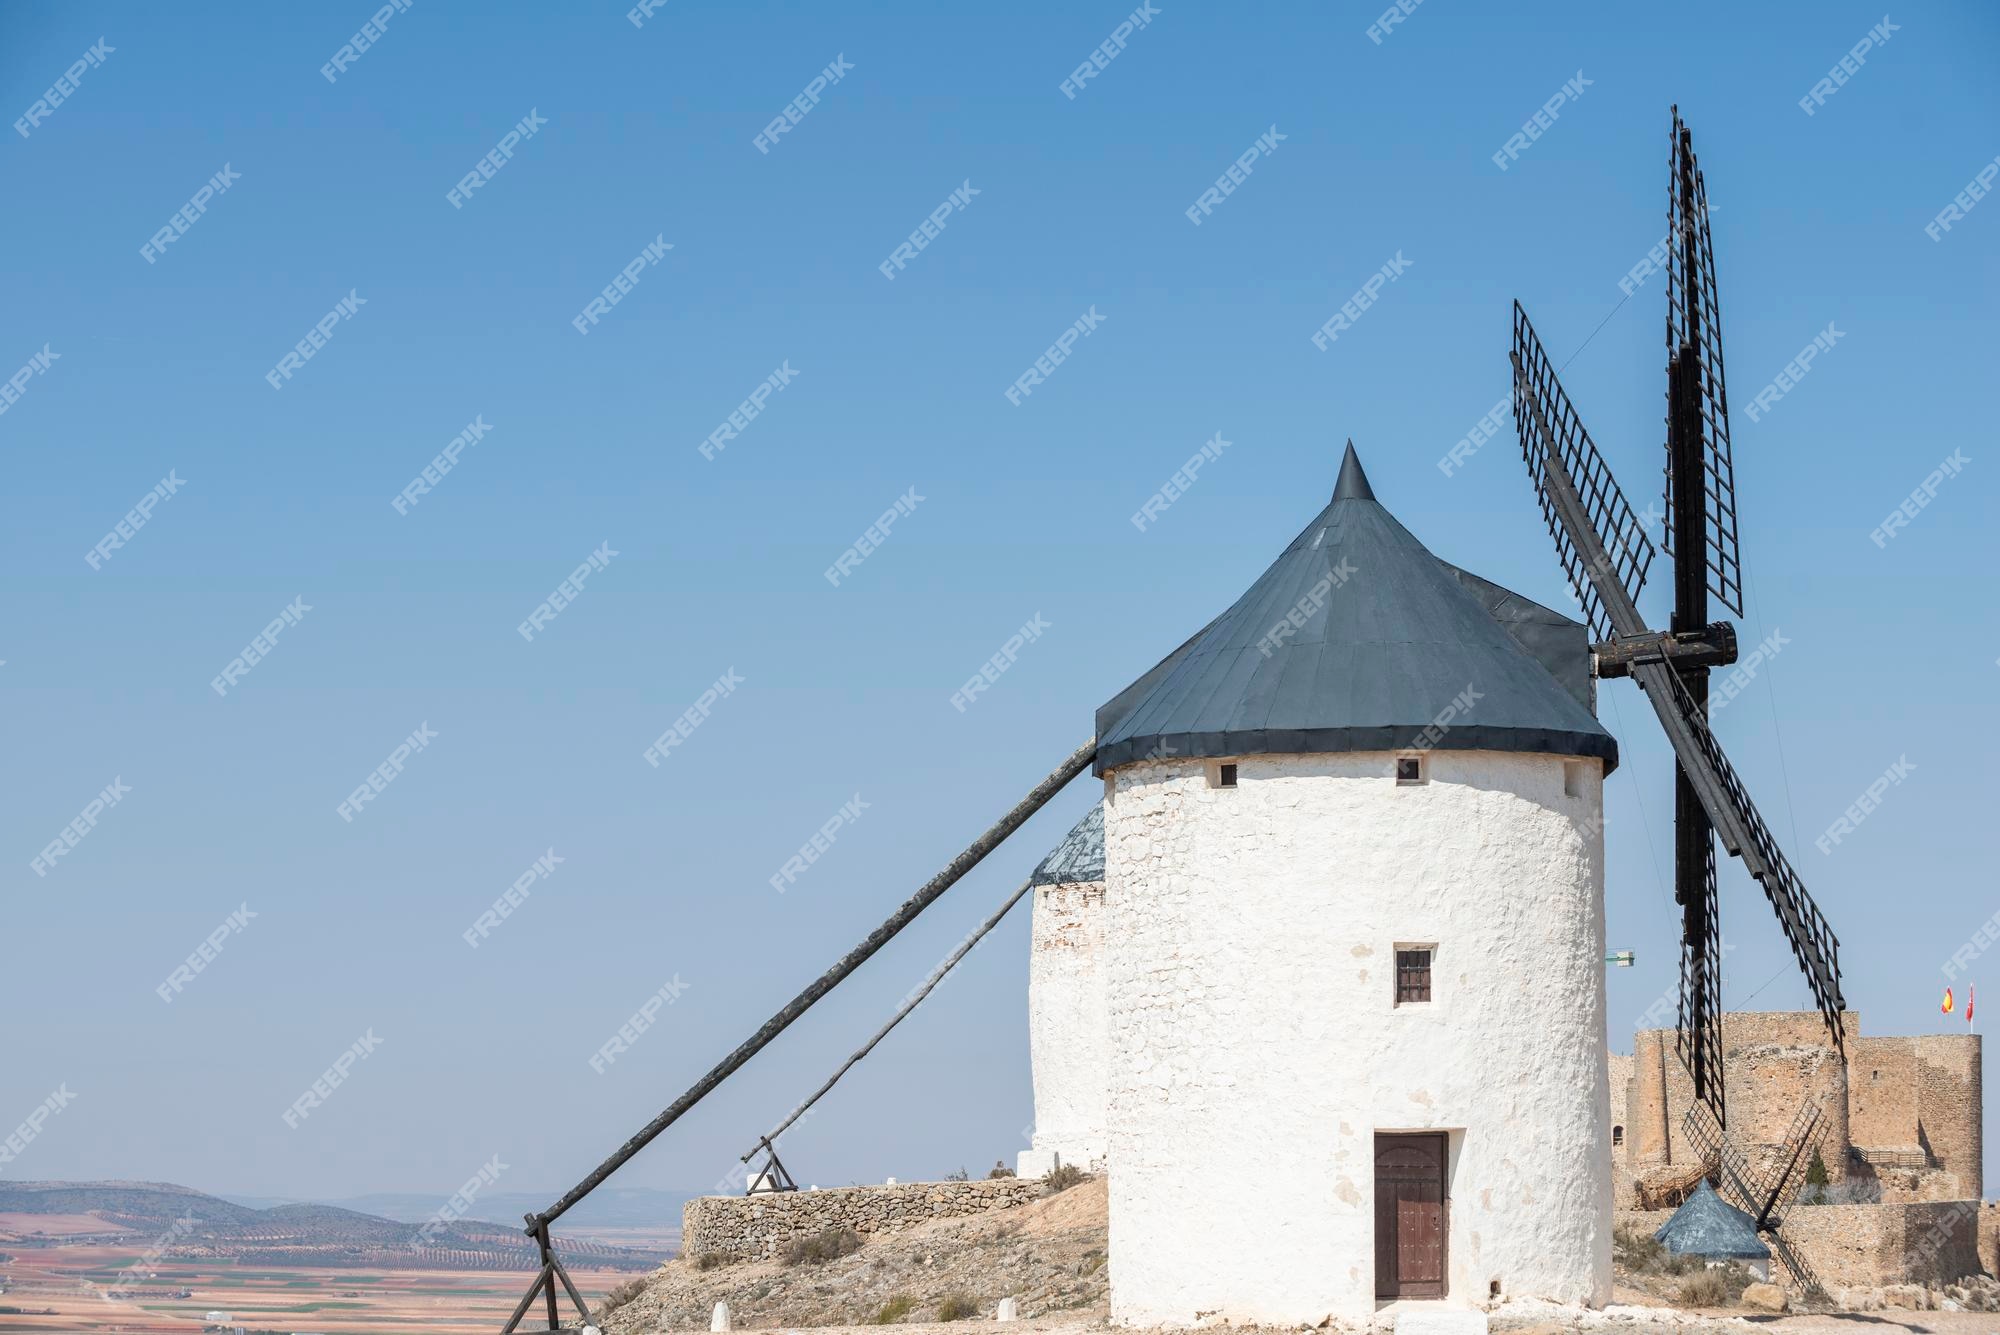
xmin=1654 ymin=1181 xmax=1771 ymax=1261
xmin=1030 ymin=803 xmax=1104 ymax=886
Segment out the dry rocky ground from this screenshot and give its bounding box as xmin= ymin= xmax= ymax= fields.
xmin=599 ymin=1177 xmax=1108 ymax=1333
xmin=599 ymin=1179 xmax=1999 ymax=1334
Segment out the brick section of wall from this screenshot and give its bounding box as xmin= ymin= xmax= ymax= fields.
xmin=681 ymin=1179 xmax=1045 ymax=1261
xmin=1913 ymin=1035 xmax=1982 ymax=1200
xmin=1851 ymin=1038 xmax=1921 ymax=1150
xmin=1617 ymin=1201 xmax=1981 ymax=1289
xmin=1608 ymin=1052 xmax=1633 ymax=1144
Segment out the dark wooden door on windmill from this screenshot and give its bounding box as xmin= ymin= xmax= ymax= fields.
xmin=1374 ymin=1133 xmax=1448 ymax=1299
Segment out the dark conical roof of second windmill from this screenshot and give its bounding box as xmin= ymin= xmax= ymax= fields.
xmin=1030 ymin=803 xmax=1104 ymax=887
xmin=1655 ymin=1181 xmax=1771 ymax=1261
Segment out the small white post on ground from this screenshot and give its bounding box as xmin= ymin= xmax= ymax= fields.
xmin=711 ymin=1300 xmax=732 ymax=1332
xmin=996 ymin=1298 xmax=1020 ymax=1322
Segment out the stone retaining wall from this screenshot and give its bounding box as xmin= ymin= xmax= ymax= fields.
xmin=681 ymin=1179 xmax=1045 ymax=1261
xmin=1618 ymin=1200 xmax=1983 ymax=1289
xmin=1977 ymin=1201 xmax=2000 ymax=1279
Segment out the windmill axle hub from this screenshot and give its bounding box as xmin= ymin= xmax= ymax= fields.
xmin=1592 ymin=623 xmax=1738 ymax=679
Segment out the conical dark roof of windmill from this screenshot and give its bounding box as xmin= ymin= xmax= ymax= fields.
xmin=1654 ymin=1181 xmax=1770 ymax=1261
xmin=1095 ymin=443 xmax=1619 ymax=775
xmin=1030 ymin=803 xmax=1104 ymax=886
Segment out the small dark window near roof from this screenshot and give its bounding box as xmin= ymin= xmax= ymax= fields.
xmin=1396 ymin=756 xmax=1423 ymax=785
xmin=1218 ymin=763 xmax=1238 ymax=788
xmin=1395 ymin=948 xmax=1432 ymax=1004
xmin=1613 ymin=1125 xmax=1625 ymax=1147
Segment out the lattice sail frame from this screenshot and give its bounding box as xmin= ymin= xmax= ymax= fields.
xmin=1664 ymin=108 xmax=1744 ymax=617
xmin=1511 ymin=301 xmax=1657 ymax=645
xmin=1680 ymin=1096 xmax=1837 ymax=1304
xmin=1660 ymin=668 xmax=1845 ymax=1047
xmin=1675 ymin=842 xmax=1725 ymax=1113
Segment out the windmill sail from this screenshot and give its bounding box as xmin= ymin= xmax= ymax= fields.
xmin=1511 ymin=355 xmax=1845 ymax=1078
xmin=1511 ymin=302 xmax=1656 ymax=644
xmin=1664 ymin=107 xmax=1744 ymax=617
xmin=1675 ymin=847 xmax=1726 ymax=1116
xmin=1653 ymin=668 xmax=1845 ymax=1048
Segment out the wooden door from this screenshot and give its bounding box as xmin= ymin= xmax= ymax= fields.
xmin=1374 ymin=1133 xmax=1447 ymax=1299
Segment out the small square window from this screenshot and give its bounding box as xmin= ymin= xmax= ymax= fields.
xmin=1612 ymin=1125 xmax=1625 ymax=1147
xmin=1395 ymin=948 xmax=1433 ymax=1004
xmin=1395 ymin=756 xmax=1424 ymax=785
xmin=1209 ymin=761 xmax=1238 ymax=789
xmin=1564 ymin=760 xmax=1585 ymax=798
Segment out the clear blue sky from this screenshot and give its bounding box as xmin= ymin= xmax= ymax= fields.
xmin=4 ymin=1 xmax=1995 ymax=1205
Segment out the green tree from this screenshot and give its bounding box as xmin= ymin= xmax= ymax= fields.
xmin=1803 ymin=1146 xmax=1830 ymax=1202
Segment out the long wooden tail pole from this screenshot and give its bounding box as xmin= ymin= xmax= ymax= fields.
xmin=525 ymin=739 xmax=1096 ymax=1237
xmin=744 ymin=871 xmax=1037 ymax=1165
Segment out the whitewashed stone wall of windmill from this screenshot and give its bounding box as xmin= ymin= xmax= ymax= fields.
xmin=1101 ymin=750 xmax=1612 ymax=1326
xmin=1020 ymin=876 xmax=1111 ymax=1178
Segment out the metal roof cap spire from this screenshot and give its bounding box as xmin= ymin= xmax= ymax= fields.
xmin=1333 ymin=440 xmax=1376 ymax=502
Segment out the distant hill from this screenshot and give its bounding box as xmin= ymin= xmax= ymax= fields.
xmin=220 ymin=1184 xmax=695 ymax=1231
xmin=0 ymin=1180 xmax=662 ymax=1271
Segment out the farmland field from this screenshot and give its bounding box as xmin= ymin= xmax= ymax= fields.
xmin=0 ymin=1241 xmax=641 ymax=1335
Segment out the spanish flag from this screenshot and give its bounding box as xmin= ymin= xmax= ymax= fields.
xmin=1943 ymin=987 xmax=1955 ymax=1015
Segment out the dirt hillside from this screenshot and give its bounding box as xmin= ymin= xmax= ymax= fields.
xmin=599 ymin=1177 xmax=1108 ymax=1332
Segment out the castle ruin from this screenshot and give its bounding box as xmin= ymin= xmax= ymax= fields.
xmin=1610 ymin=1012 xmax=1981 ymax=1208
